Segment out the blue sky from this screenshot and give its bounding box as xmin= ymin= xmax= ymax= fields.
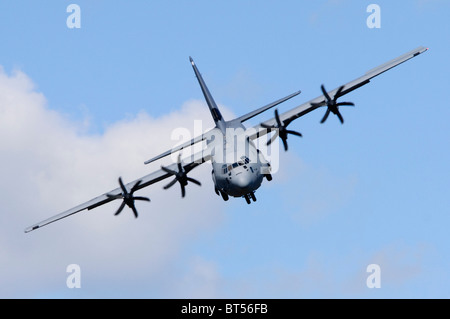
xmin=0 ymin=0 xmax=448 ymax=298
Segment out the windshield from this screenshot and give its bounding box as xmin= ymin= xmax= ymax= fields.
xmin=222 ymin=156 xmax=251 ymax=174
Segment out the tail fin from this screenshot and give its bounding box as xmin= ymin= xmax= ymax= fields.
xmin=189 ymin=57 xmax=225 ymax=126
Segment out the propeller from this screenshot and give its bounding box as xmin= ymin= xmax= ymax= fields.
xmin=161 ymin=154 xmax=201 ymax=198
xmin=260 ymin=109 xmax=302 ymax=151
xmin=311 ymin=84 xmax=355 ymax=124
xmin=107 ymin=177 xmax=150 ymax=218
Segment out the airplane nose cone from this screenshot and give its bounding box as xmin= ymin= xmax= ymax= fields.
xmin=233 ymin=173 xmax=252 ymax=190
xmin=227 ymin=167 xmax=264 ymax=198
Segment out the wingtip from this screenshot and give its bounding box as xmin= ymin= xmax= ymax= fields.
xmin=418 ymin=46 xmax=429 ymax=54
xmin=24 ymin=225 xmax=39 ymax=233
xmin=189 ymin=56 xmax=195 ymax=65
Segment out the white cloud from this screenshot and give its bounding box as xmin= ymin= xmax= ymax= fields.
xmin=0 ymin=67 xmax=230 ymax=298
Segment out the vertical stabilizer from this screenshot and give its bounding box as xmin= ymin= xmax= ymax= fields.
xmin=189 ymin=57 xmax=226 ymax=131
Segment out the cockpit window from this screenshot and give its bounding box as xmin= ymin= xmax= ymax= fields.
xmin=222 ymin=157 xmax=251 ymax=174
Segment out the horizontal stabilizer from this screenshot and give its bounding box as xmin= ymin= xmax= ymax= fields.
xmin=234 ymin=90 xmax=301 ymax=123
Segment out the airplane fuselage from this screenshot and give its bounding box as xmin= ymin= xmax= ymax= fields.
xmin=207 ymin=121 xmax=270 ymax=203
xmin=187 ymin=56 xmax=275 ymax=203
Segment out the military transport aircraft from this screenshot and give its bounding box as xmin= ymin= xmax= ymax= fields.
xmin=25 ymin=46 xmax=428 ymax=232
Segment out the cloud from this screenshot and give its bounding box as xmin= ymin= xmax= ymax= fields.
xmin=0 ymin=67 xmax=230 ymax=298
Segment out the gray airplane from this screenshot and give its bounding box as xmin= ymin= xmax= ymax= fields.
xmin=25 ymin=46 xmax=428 ymax=232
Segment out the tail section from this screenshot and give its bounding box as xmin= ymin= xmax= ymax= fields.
xmin=189 ymin=57 xmax=226 ymax=131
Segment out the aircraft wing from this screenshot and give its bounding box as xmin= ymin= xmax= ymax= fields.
xmin=143 ymin=128 xmax=212 ymax=165
xmin=247 ymin=46 xmax=428 ymax=140
xmin=25 ymin=148 xmax=211 ymax=233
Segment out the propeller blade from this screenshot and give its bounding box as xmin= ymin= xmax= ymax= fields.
xmin=109 ymin=177 xmax=151 ymax=218
xmin=335 ymin=85 xmax=345 ymax=99
xmin=133 ymin=196 xmax=151 ymax=202
xmin=161 ymin=166 xmax=177 ymax=176
xmin=176 ymin=153 xmax=184 ymax=172
xmin=286 ymin=130 xmax=302 ymax=137
xmin=161 ymin=154 xmax=201 ymax=198
xmin=336 ymin=111 xmax=344 ymax=124
xmin=321 ymin=108 xmax=331 ymax=124
xmin=283 ymin=116 xmax=296 ymax=127
xmin=321 ymin=84 xmax=331 ymax=101
xmin=266 ymin=132 xmax=279 ymax=146
xmin=317 ymin=83 xmax=355 ymax=124
xmin=130 ymin=204 xmax=139 ymax=218
xmin=114 ymin=201 xmax=126 ymax=216
xmin=260 ymin=109 xmax=302 ymax=151
xmin=164 ymin=178 xmax=178 ymax=189
xmin=118 ymin=177 xmax=127 ymax=194
xmin=281 ymin=137 xmax=288 ymax=151
xmin=274 ymin=109 xmax=282 ymax=127
xmin=336 ymin=102 xmax=354 ymax=107
xmin=131 ymin=180 xmax=142 ymax=193
xmin=186 ymin=177 xmax=201 ymax=186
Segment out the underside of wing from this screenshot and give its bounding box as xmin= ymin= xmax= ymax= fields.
xmin=25 ymin=148 xmax=211 ymax=233
xmin=247 ymin=46 xmax=428 ymax=141
xmin=143 ymin=127 xmax=215 ymax=165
